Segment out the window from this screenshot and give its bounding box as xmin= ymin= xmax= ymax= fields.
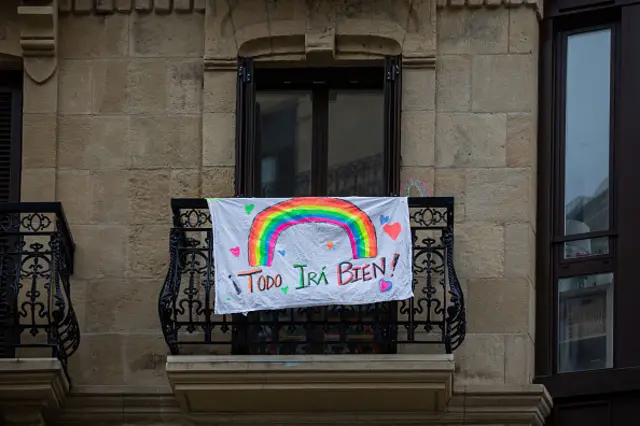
xmin=235 ymin=58 xmax=401 ymax=198
xmin=253 ymin=68 xmax=385 ymax=197
xmin=234 ymin=58 xmax=402 ymax=355
xmin=538 ymin=5 xmax=640 ymax=399
xmin=539 ymin=18 xmax=618 ymax=386
xmin=556 ymin=26 xmax=615 ymax=374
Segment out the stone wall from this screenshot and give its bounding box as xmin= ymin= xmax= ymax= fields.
xmin=0 ymin=0 xmax=21 ymax=60
xmin=4 ymin=0 xmax=539 ymax=390
xmin=434 ymin=7 xmax=538 ymax=385
xmin=54 ymin=9 xmax=206 ymax=387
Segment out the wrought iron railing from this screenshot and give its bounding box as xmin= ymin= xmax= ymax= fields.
xmin=159 ymin=197 xmax=465 ymax=355
xmin=0 ymin=202 xmax=80 ymax=378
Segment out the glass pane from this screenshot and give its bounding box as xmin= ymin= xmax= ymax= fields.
xmin=255 ymin=91 xmax=312 ymax=197
xmin=558 ymin=273 xmax=613 ymax=373
xmin=327 ymin=90 xmax=384 ymax=196
xmin=564 ymin=29 xmax=612 ymax=236
xmin=564 ymin=237 xmax=609 ymax=259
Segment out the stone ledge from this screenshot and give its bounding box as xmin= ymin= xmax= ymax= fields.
xmin=436 ymin=0 xmax=542 ymax=15
xmin=0 ymin=358 xmax=69 ymax=424
xmin=50 ymin=381 xmax=551 ymax=425
xmin=55 ymin=385 xmax=181 ymax=424
xmin=166 ymin=354 xmax=455 ymax=414
xmin=436 ymin=0 xmax=538 ymax=7
xmin=56 ymin=0 xmax=539 ymax=15
xmin=58 ymin=0 xmax=205 ymax=14
xmin=203 ymin=55 xmax=437 ymax=71
xmin=449 ymin=384 xmax=552 ymax=426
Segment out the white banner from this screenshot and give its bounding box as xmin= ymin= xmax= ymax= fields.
xmin=208 ymin=197 xmax=413 ymax=315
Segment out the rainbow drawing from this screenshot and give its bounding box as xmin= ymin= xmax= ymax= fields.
xmin=403 ymin=178 xmax=430 ymax=197
xmin=248 ymin=198 xmax=378 ymax=267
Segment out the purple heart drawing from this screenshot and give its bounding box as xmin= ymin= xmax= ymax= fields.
xmin=379 ymin=279 xmax=392 ymax=293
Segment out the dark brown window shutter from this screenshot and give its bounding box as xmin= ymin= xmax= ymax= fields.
xmin=235 ymin=57 xmax=255 ymax=197
xmin=0 ymin=71 xmax=22 ymax=202
xmin=0 ymin=71 xmax=21 ymax=358
xmin=383 ymin=56 xmax=402 ymax=196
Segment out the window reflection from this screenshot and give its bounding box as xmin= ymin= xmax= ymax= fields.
xmin=564 ymin=29 xmax=612 ymax=241
xmin=558 ymin=273 xmax=614 ymax=373
xmin=564 ymin=237 xmax=609 ymax=259
xmin=255 ymin=91 xmax=312 ymax=197
xmin=327 ymin=90 xmax=384 ymax=196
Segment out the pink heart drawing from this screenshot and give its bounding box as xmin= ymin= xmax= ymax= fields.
xmin=379 ymin=279 xmax=392 ymax=293
xmin=229 ymin=247 xmax=240 ymax=257
xmin=383 ymin=222 xmax=402 ymax=240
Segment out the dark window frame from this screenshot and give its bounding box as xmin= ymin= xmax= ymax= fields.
xmin=536 ymin=6 xmax=640 ymax=398
xmin=0 ymin=70 xmax=23 ymax=202
xmin=0 ymin=70 xmax=22 ymax=359
xmin=235 ymin=57 xmax=402 ymax=198
xmin=253 ymin=67 xmax=384 ymax=197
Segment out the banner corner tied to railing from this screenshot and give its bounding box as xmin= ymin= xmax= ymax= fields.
xmin=207 ymin=196 xmax=414 ymax=315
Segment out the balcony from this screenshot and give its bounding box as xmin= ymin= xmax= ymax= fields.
xmin=0 ymin=202 xmax=79 ymax=420
xmin=159 ymin=197 xmax=466 ymax=417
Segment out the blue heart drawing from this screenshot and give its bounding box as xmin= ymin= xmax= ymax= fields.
xmin=278 ymin=249 xmax=286 ymax=256
xmin=380 ymin=215 xmax=390 ymax=225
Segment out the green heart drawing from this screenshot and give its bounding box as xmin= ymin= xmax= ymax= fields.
xmin=244 ymin=204 xmax=255 ymax=214
xmin=281 ymin=286 xmax=289 ymax=295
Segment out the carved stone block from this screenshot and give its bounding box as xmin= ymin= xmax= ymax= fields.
xmin=96 ymin=0 xmax=114 ymax=14
xmin=73 ymin=0 xmax=93 ymax=13
xmin=115 ymin=0 xmax=133 ymax=11
xmin=18 ymin=4 xmax=56 ymax=57
xmin=18 ymin=1 xmax=58 ymax=83
xmin=174 ymin=0 xmax=192 ymax=12
xmin=305 ymin=31 xmax=336 ymax=60
xmin=154 ymin=0 xmax=172 ymax=13
xmin=134 ymin=0 xmax=152 ymax=12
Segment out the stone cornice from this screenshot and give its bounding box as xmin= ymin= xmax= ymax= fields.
xmin=53 ymin=386 xmax=182 ymax=425
xmin=450 ymin=384 xmax=553 ymax=426
xmin=436 ymin=0 xmax=541 ymax=13
xmin=58 ymin=0 xmax=205 ymax=14
xmin=57 ymin=0 xmax=539 ymax=15
xmin=53 ymin=382 xmax=552 ymax=425
xmin=203 ymin=55 xmax=437 ymax=71
xmin=0 ymin=358 xmax=70 ymax=425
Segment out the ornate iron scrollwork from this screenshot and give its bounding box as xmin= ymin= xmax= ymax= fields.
xmin=0 ymin=202 xmax=79 ymax=382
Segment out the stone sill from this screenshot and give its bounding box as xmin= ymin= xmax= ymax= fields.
xmin=0 ymin=358 xmax=69 ymax=424
xmin=51 ymin=381 xmax=551 ymax=425
xmin=166 ymin=354 xmax=455 ymax=414
xmin=0 ymin=358 xmax=68 ymax=407
xmin=55 ymin=0 xmax=539 ymax=15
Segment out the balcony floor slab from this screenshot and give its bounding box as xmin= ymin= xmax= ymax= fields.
xmin=0 ymin=358 xmax=69 ymax=425
xmin=166 ymin=354 xmax=455 ymax=415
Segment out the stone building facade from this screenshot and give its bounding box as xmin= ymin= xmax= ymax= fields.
xmin=0 ymin=0 xmax=549 ymax=425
